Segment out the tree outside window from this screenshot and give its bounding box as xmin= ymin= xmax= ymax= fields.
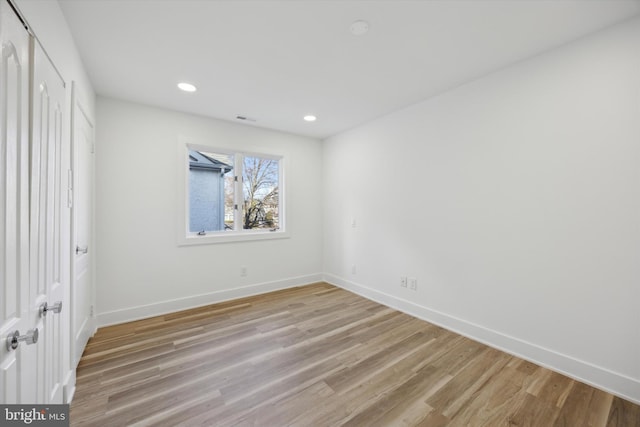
xmin=242 ymin=156 xmax=279 ymax=230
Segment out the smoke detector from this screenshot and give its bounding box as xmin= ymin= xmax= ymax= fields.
xmin=350 ymin=20 xmax=370 ymax=36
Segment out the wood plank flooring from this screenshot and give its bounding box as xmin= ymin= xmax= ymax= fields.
xmin=70 ymin=283 xmax=640 ymax=426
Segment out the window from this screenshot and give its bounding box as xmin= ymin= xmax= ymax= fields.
xmin=188 ymin=150 xmax=234 ymax=233
xmin=241 ymin=155 xmax=280 ymax=231
xmin=179 ymin=141 xmax=287 ymax=245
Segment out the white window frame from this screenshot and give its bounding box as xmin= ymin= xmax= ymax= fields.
xmin=177 ymin=138 xmax=289 ymax=245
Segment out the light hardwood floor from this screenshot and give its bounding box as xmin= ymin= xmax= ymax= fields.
xmin=70 ymin=283 xmax=640 ymax=426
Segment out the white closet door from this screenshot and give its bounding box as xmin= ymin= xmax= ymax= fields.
xmin=0 ymin=0 xmax=32 ymax=404
xmin=30 ymin=38 xmax=66 ymax=404
xmin=1 ymin=0 xmax=67 ymax=404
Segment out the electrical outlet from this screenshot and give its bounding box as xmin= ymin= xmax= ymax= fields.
xmin=241 ymin=266 xmax=247 ymax=277
xmin=400 ymin=277 xmax=408 ymax=287
xmin=351 ymin=218 xmax=357 ymax=228
xmin=351 ymin=264 xmax=357 ymax=275
xmin=409 ymin=278 xmax=417 ymax=291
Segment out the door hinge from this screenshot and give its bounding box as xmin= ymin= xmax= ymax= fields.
xmin=234 ymin=176 xmax=238 ymax=182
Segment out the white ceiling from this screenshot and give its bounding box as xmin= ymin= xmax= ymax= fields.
xmin=58 ymin=0 xmax=640 ymax=139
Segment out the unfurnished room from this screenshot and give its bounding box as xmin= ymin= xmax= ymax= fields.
xmin=1 ymin=0 xmax=639 ymax=425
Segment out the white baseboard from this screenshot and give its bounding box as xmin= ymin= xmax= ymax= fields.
xmin=96 ymin=273 xmax=324 ymax=327
xmin=324 ymin=273 xmax=640 ymax=405
xmin=74 ymin=317 xmax=94 ymax=367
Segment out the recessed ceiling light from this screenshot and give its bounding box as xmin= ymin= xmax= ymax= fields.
xmin=304 ymin=115 xmax=317 ymax=122
xmin=350 ymin=20 xmax=369 ymax=36
xmin=177 ymin=82 xmax=197 ymax=92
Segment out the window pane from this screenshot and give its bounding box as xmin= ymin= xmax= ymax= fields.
xmin=242 ymin=156 xmax=279 ymax=230
xmin=188 ymin=150 xmax=234 ymax=233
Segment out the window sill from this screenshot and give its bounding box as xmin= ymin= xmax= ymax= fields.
xmin=177 ymin=230 xmax=290 ymax=246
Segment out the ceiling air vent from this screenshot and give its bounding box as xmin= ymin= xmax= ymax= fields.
xmin=236 ymin=115 xmax=257 ymax=122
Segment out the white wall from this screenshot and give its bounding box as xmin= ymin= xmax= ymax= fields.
xmin=95 ymin=97 xmax=323 ymax=325
xmin=323 ymin=17 xmax=640 ymax=403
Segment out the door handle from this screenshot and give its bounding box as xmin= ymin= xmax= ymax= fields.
xmin=6 ymin=328 xmax=39 ymax=351
xmin=40 ymin=301 xmax=63 ymax=317
xmin=76 ymin=245 xmax=88 ymax=254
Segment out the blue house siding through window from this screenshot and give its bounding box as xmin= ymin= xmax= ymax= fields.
xmin=188 ymin=150 xmax=232 ymax=232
